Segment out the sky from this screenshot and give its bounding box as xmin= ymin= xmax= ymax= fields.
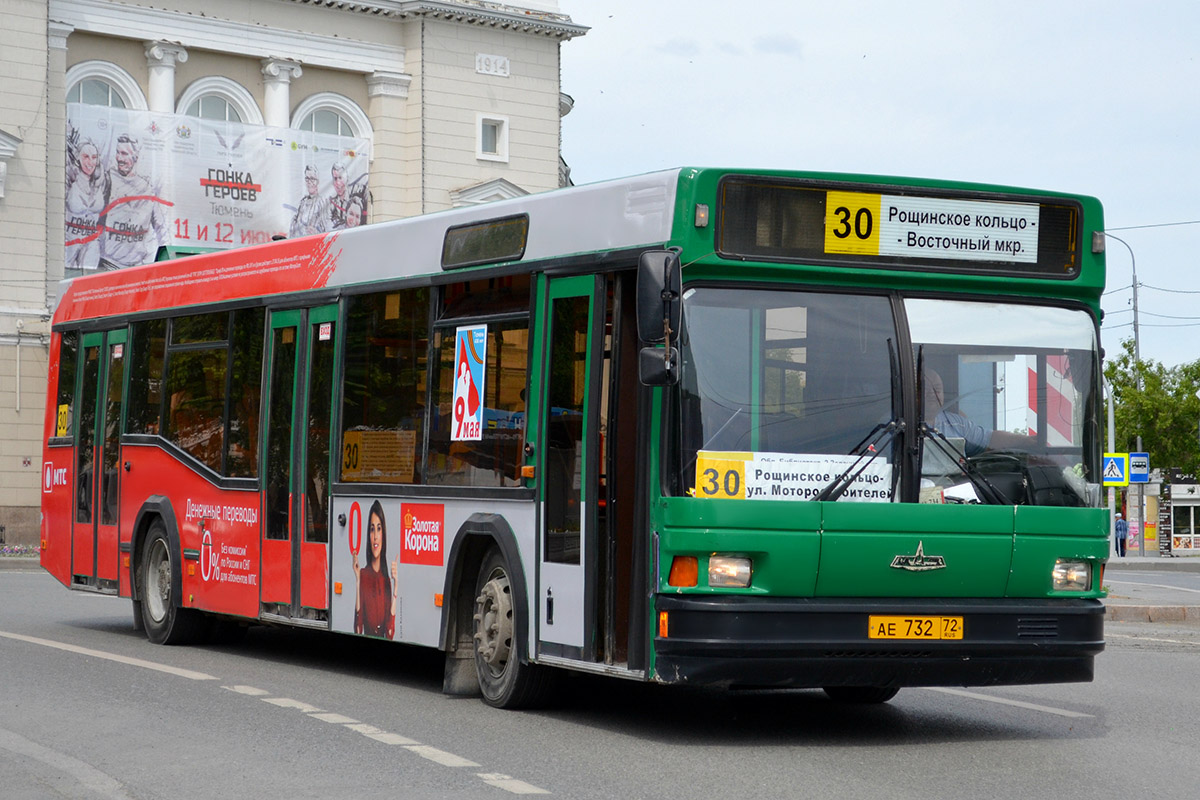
xmin=557 ymin=0 xmax=1200 ymax=369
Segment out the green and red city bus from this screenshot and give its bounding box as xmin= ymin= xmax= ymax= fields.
xmin=41 ymin=167 xmax=1108 ymax=707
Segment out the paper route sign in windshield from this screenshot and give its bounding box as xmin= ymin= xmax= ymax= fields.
xmin=694 ymin=451 xmax=893 ymax=502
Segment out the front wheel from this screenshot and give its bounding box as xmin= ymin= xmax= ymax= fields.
xmin=472 ymin=547 xmax=554 ymax=709
xmin=138 ymin=521 xmax=207 ymax=645
xmin=823 ymin=686 xmax=899 ymax=704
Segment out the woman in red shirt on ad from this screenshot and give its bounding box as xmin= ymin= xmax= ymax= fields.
xmin=354 ymin=500 xmax=397 ymax=638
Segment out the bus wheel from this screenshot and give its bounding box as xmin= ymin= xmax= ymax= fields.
xmin=471 ymin=547 xmax=554 ymax=709
xmin=823 ymin=686 xmax=899 ymax=704
xmin=138 ymin=521 xmax=206 ymax=645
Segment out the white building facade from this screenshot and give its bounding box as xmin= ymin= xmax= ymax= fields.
xmin=0 ymin=0 xmax=585 ymax=545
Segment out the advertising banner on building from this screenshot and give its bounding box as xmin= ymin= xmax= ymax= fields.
xmin=65 ymin=103 xmax=370 ymax=270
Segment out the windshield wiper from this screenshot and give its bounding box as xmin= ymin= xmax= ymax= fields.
xmin=813 ymin=418 xmax=904 ymax=502
xmin=921 ymin=423 xmax=1011 ymax=504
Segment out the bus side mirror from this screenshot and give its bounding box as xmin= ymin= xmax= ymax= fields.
xmin=636 ymin=249 xmax=682 ymax=345
xmin=639 ymin=346 xmax=678 ymax=386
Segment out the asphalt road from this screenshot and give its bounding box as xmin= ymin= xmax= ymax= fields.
xmin=3 ymin=566 xmax=1198 ymax=799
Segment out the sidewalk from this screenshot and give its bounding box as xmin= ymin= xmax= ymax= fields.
xmin=1103 ymin=551 xmax=1200 ymax=624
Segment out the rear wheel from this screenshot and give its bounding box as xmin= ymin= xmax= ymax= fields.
xmin=138 ymin=521 xmax=207 ymax=645
xmin=472 ymin=547 xmax=554 ymax=708
xmin=823 ymin=686 xmax=900 ymax=704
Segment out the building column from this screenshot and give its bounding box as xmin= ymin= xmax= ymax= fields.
xmin=144 ymin=41 xmax=187 ymax=113
xmin=261 ymin=59 xmax=303 ymax=128
xmin=366 ymin=71 xmax=413 ymax=220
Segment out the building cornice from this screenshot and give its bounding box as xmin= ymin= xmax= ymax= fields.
xmin=286 ymin=1 xmax=588 ymax=39
xmin=50 ymin=0 xmax=406 ymax=74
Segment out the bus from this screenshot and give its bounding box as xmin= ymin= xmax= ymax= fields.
xmin=41 ymin=167 xmax=1107 ymax=708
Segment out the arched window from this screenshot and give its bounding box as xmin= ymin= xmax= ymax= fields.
xmin=291 ymin=93 xmax=373 ymax=157
xmin=65 ymin=61 xmax=148 ymax=110
xmin=176 ymin=77 xmax=263 ymax=125
xmin=299 ymin=109 xmax=354 ymax=137
xmin=186 ymin=96 xmax=241 ymax=122
xmin=68 ymin=78 xmax=126 ymax=108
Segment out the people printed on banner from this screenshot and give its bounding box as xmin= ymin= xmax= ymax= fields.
xmin=353 ymin=500 xmax=397 ymax=639
xmin=64 ymin=127 xmax=110 ymax=269
xmin=98 ymin=133 xmax=169 ymax=269
xmin=288 ymin=164 xmax=328 ymax=238
xmin=326 ymin=160 xmax=369 ymax=232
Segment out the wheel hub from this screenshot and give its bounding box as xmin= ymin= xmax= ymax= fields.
xmin=473 ymin=574 xmax=513 ymax=671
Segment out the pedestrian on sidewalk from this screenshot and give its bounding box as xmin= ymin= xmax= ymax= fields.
xmin=1115 ymin=512 xmax=1128 ymax=557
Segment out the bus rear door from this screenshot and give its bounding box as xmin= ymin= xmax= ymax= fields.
xmin=261 ymin=305 xmax=339 ymax=624
xmin=537 ymin=275 xmax=603 ymax=657
xmin=71 ymin=328 xmax=126 ymax=593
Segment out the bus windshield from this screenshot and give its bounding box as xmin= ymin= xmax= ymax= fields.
xmin=677 ymin=288 xmax=1101 ymax=506
xmin=910 ymin=298 xmax=1101 ymax=507
xmin=679 ymin=287 xmax=899 ymax=500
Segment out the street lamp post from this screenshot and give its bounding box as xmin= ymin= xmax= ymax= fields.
xmin=1102 ymin=232 xmax=1144 ymax=554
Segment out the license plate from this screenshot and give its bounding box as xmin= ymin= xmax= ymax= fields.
xmin=868 ymin=615 xmax=963 ymax=640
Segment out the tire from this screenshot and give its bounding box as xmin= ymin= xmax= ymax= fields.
xmin=138 ymin=521 xmax=207 ymax=645
xmin=823 ymin=686 xmax=900 ymax=704
xmin=472 ymin=547 xmax=555 ymax=709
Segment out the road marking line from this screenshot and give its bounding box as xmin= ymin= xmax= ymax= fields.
xmin=1107 ymin=579 xmax=1200 ymax=595
xmin=924 ymin=687 xmax=1093 ymax=718
xmin=310 ymin=712 xmax=359 ymax=724
xmin=1107 ymin=632 xmax=1200 ymax=646
xmin=223 ymin=685 xmax=269 ymax=696
xmin=404 ymin=745 xmax=481 ymax=768
xmin=478 ymin=773 xmax=552 ymax=795
xmin=0 ymin=727 xmax=136 ymax=800
xmin=0 ymin=630 xmax=216 ymax=681
xmin=344 ymin=723 xmax=419 ymax=745
xmin=345 ymin=724 xmax=420 ymax=743
xmin=262 ymin=697 xmax=322 ymax=713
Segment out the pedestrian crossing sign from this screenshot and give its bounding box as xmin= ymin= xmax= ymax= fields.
xmin=1102 ymin=453 xmax=1129 ymax=487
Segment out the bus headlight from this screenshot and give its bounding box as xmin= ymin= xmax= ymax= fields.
xmin=1052 ymin=559 xmax=1091 ymax=591
xmin=709 ymin=556 xmax=752 ymax=588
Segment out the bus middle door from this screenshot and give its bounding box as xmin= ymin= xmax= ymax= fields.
xmin=71 ymin=328 xmax=126 ymax=593
xmin=261 ymin=305 xmax=338 ymax=624
xmin=537 ymin=275 xmax=603 ymax=657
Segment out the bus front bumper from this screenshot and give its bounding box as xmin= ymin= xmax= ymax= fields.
xmin=652 ymin=595 xmax=1105 ymax=689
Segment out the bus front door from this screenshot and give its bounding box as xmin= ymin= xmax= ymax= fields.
xmin=70 ymin=328 xmax=126 ymax=593
xmin=261 ymin=305 xmax=339 ymax=624
xmin=537 ymin=275 xmax=603 ymax=656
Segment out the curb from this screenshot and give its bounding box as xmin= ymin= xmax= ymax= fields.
xmin=0 ymin=558 xmax=42 ymax=572
xmin=1105 ymin=604 xmax=1200 ymax=624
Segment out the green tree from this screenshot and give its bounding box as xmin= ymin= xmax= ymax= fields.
xmin=1104 ymin=338 xmax=1200 ymax=476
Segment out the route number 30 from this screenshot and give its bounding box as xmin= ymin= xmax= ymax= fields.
xmin=694 ymin=456 xmax=747 ymax=500
xmin=824 ymin=191 xmax=882 ymax=256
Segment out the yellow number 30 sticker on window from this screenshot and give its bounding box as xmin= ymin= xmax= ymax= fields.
xmin=694 ymin=453 xmax=748 ymax=499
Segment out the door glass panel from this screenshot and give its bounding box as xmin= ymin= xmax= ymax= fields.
xmin=101 ymin=340 xmax=125 ymax=525
xmin=545 ymin=295 xmax=589 ymax=564
xmin=76 ymin=345 xmax=100 ymax=524
xmin=266 ymin=327 xmax=297 ymax=540
xmin=55 ymin=331 xmax=79 ymax=438
xmin=306 ymin=321 xmax=335 ymax=543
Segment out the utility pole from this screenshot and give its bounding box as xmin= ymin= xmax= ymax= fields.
xmin=1104 ymin=232 xmax=1144 ymax=554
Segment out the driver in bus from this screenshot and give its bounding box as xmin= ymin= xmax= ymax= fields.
xmin=923 ymin=369 xmax=1029 ymax=457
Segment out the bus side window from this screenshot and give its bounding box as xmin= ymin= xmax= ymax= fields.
xmin=127 ymin=319 xmax=166 ymax=436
